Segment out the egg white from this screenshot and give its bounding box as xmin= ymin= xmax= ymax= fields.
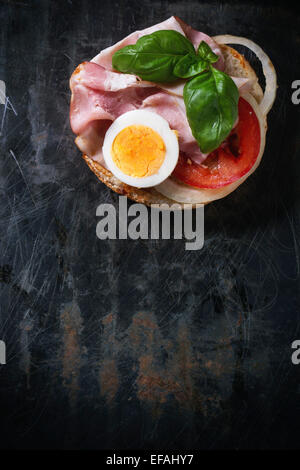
xmin=102 ymin=110 xmax=179 ymax=188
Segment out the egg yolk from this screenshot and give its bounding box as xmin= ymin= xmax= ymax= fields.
xmin=111 ymin=125 xmax=166 ymax=178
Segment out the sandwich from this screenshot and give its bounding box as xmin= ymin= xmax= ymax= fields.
xmin=69 ymin=16 xmax=277 ymax=206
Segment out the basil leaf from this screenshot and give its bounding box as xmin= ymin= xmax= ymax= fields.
xmin=184 ymin=66 xmax=239 ymax=153
xmin=173 ymin=53 xmax=209 ymax=79
xmin=197 ymin=40 xmax=219 ymax=63
xmin=112 ymin=30 xmax=195 ymax=82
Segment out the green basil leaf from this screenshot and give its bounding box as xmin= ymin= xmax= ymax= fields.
xmin=184 ymin=66 xmax=239 ymax=153
xmin=112 ymin=30 xmax=195 ymax=82
xmin=173 ymin=53 xmax=209 ymax=78
xmin=197 ymin=40 xmax=219 ymax=63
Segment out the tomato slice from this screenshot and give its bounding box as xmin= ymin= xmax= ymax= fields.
xmin=172 ymin=97 xmax=261 ymax=189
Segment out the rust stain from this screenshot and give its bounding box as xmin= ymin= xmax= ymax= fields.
xmin=98 ymin=313 xmax=120 ymax=406
xmin=170 ymin=323 xmax=197 ymax=405
xmin=125 ymin=312 xmax=241 ymax=415
xmin=132 ymin=314 xmax=157 ymax=330
xmin=99 ymin=358 xmax=119 ymax=404
xmin=102 ymin=312 xmax=114 ymax=326
xmin=128 ymin=312 xmax=201 ymax=412
xmin=203 ymin=338 xmax=234 ymax=378
xmin=60 ymin=301 xmax=83 ymax=407
xmin=93 ymin=310 xmax=259 ymax=414
xmin=137 ymin=354 xmax=183 ymax=405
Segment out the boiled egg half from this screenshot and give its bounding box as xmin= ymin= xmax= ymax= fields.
xmin=102 ymin=110 xmax=179 ymax=188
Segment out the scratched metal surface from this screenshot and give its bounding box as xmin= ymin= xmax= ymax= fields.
xmin=0 ymin=0 xmax=299 ymax=449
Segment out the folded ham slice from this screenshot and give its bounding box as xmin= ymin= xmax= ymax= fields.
xmin=141 ymin=92 xmax=208 ymax=164
xmin=70 ymin=61 xmax=208 ymax=164
xmin=155 ymin=76 xmax=256 ymax=98
xmin=70 ymin=61 xmax=156 ymax=134
xmin=174 ymin=16 xmax=224 ymax=71
xmin=91 ymin=15 xmax=225 ymax=97
xmin=71 ymin=62 xmax=136 ymax=91
xmin=70 ymin=16 xmax=251 ymax=166
xmin=92 ymin=16 xmax=193 ymax=70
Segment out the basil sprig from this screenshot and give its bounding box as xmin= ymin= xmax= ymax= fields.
xmin=184 ymin=67 xmax=239 ymax=153
xmin=112 ymin=30 xmax=195 ymax=82
xmin=112 ymin=30 xmax=239 ymax=153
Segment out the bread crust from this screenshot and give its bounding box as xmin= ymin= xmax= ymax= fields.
xmin=83 ymin=154 xmax=179 ymax=205
xmin=81 ymin=44 xmax=263 ymax=207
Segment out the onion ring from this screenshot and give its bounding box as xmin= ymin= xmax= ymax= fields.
xmin=155 ymin=93 xmax=266 ymax=204
xmin=213 ymin=35 xmax=277 ymax=116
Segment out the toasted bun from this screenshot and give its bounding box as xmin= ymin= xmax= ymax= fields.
xmin=83 ymin=153 xmax=179 ymax=205
xmin=82 ymin=44 xmax=265 ymax=207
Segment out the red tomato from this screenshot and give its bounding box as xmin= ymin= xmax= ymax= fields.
xmin=172 ymin=97 xmax=261 ymax=189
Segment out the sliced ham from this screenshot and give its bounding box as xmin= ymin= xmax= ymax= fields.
xmin=91 ymin=16 xmax=226 ymax=98
xmin=174 ymin=16 xmax=225 ymax=71
xmin=70 ymin=61 xmax=153 ymax=92
xmin=70 ymin=17 xmax=252 ymax=167
xmin=70 ymin=83 xmax=157 ymax=135
xmin=70 ymin=61 xmax=157 ymax=135
xmin=70 ymin=60 xmax=207 ymax=164
xmin=232 ymin=76 xmax=257 ymax=94
xmin=75 ymin=120 xmax=111 ymax=162
xmin=91 ymin=16 xmax=187 ymax=70
xmin=141 ymin=92 xmax=207 ymax=164
xmin=147 ymin=76 xmax=255 ymax=98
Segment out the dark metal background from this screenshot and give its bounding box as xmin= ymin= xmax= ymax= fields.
xmin=0 ymin=0 xmax=299 ymax=449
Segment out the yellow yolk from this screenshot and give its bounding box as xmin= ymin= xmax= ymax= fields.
xmin=111 ymin=125 xmax=166 ymax=178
